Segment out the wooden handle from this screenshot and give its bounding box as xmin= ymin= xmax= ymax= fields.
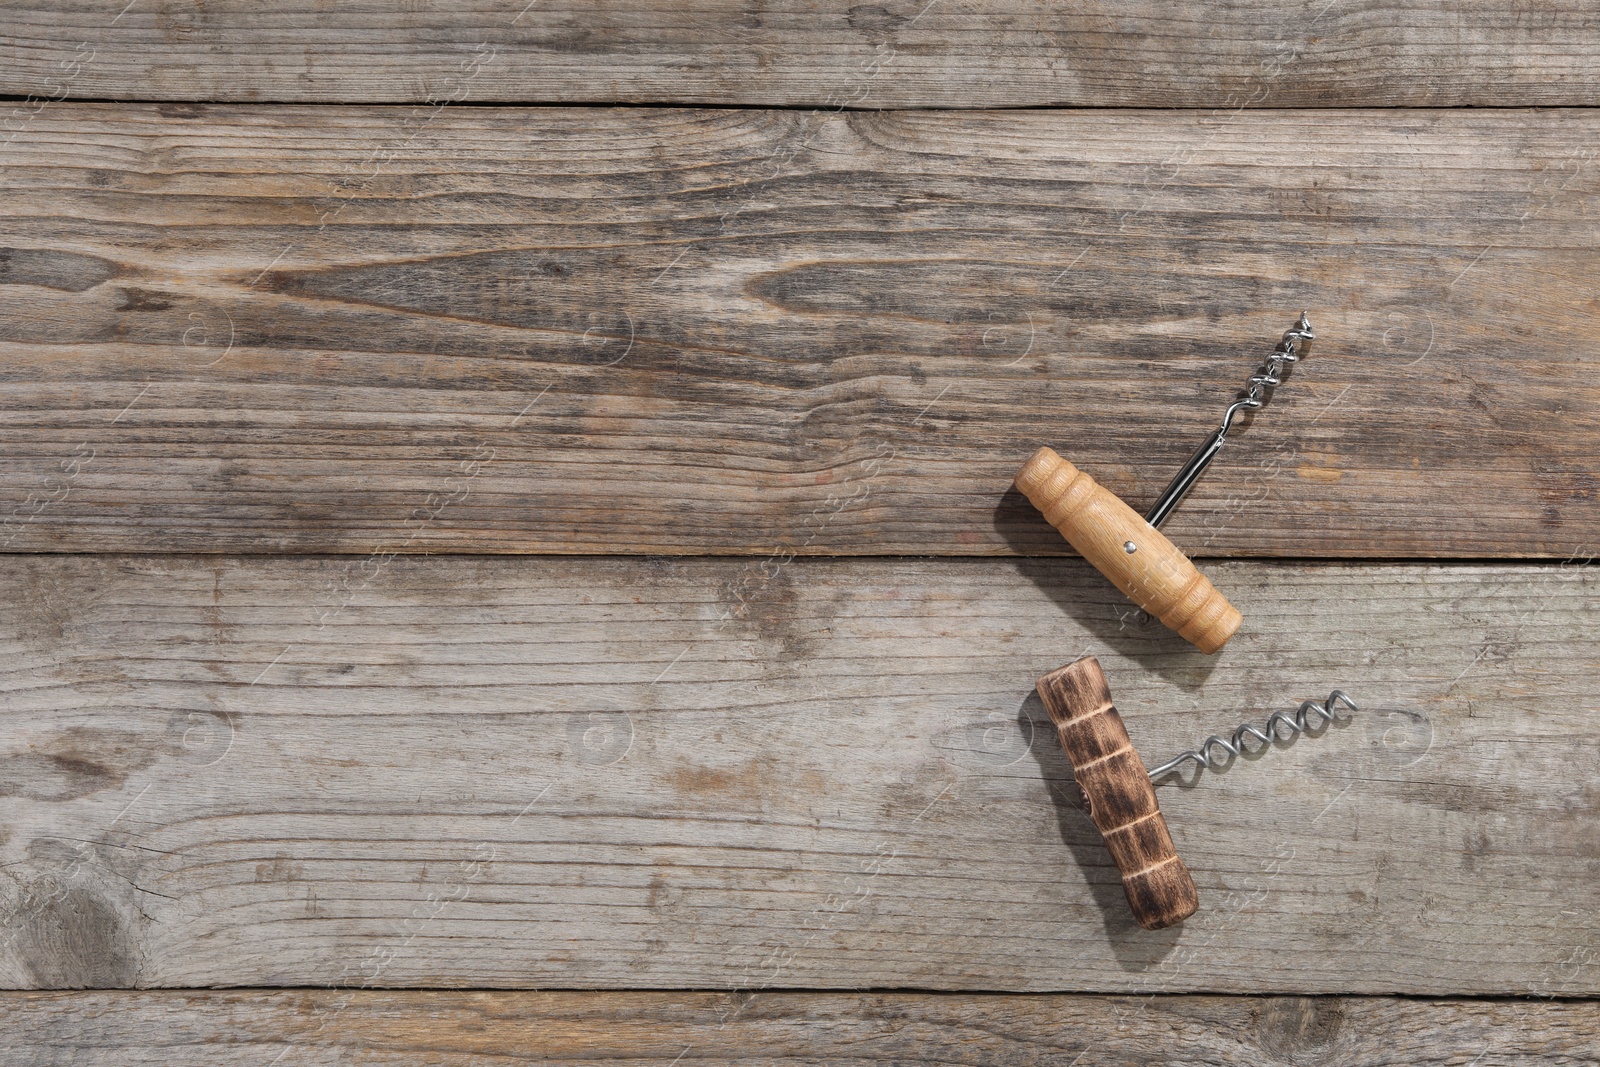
xmin=1015 ymin=446 xmax=1241 ymax=654
xmin=1036 ymin=656 xmax=1198 ymax=930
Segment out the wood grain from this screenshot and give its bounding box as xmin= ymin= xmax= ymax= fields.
xmin=3 ymin=105 xmax=1598 ymax=557
xmin=1 ymin=554 xmax=1596 ymax=993
xmin=4 ymin=2 xmax=1600 ymax=108
xmin=4 ymin=990 xmax=1597 ymax=1066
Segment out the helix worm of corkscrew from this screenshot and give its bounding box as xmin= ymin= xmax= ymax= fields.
xmin=1143 ymin=311 xmax=1314 ymax=528
xmin=1144 ymin=689 xmax=1358 ymax=781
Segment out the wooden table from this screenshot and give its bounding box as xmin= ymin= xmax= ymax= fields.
xmin=2 ymin=4 xmax=1598 ymax=1063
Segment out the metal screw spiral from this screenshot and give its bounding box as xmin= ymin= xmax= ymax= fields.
xmin=1219 ymin=311 xmax=1315 ymax=434
xmin=1146 ymin=689 xmax=1358 ymax=781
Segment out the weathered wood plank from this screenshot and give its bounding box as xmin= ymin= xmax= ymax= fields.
xmin=3 ymin=106 xmax=1598 ymax=557
xmin=4 ymin=990 xmax=1597 ymax=1066
xmin=4 ymin=2 xmax=1600 ymax=108
xmin=2 ymin=555 xmax=1595 ymax=993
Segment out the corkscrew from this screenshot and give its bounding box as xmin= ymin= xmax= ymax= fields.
xmin=1034 ymin=655 xmax=1356 ymax=930
xmin=1014 ymin=314 xmax=1315 ymax=653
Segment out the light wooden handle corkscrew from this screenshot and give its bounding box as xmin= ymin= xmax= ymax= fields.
xmin=1036 ymin=656 xmax=1199 ymax=931
xmin=1015 ymin=447 xmax=1241 ymax=654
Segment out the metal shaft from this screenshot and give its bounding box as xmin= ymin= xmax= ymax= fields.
xmin=1143 ymin=427 xmax=1228 ymax=530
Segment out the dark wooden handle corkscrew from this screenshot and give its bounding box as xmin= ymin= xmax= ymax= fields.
xmin=1036 ymin=655 xmax=1199 ymax=930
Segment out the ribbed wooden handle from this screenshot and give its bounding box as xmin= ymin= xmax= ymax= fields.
xmin=1036 ymin=656 xmax=1199 ymax=931
xmin=1015 ymin=446 xmax=1241 ymax=654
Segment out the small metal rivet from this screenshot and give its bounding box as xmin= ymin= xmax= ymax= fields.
xmin=1123 ymin=541 xmax=1138 ymax=553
